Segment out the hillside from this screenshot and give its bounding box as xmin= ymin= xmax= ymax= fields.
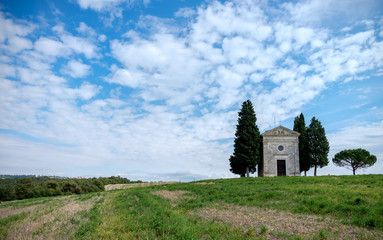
xmin=1 ymin=175 xmax=383 ymax=239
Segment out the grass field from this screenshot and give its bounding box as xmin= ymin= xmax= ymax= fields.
xmin=1 ymin=175 xmax=383 ymax=239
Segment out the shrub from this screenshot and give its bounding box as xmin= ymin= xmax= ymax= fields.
xmin=62 ymin=182 xmax=82 ymax=194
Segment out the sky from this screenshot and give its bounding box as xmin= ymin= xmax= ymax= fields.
xmin=0 ymin=0 xmax=382 ymax=181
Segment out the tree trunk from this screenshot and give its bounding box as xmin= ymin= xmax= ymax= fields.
xmin=353 ymin=168 xmax=355 ymax=175
xmin=304 ymin=171 xmax=307 ymax=176
xmin=246 ymin=166 xmax=250 ymax=177
xmin=314 ymin=165 xmax=317 ymax=176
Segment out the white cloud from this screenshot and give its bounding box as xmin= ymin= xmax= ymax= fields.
xmin=283 ymin=0 xmax=383 ymax=27
xmin=0 ymin=63 xmax=16 ymax=78
xmin=0 ymin=12 xmax=35 ymax=42
xmin=77 ymin=22 xmax=96 ymax=37
xmin=75 ymin=0 xmax=151 ymax=12
xmin=98 ymin=34 xmax=107 ymax=42
xmin=111 ymin=38 xmax=167 ymax=71
xmin=143 ymin=0 xmax=150 ymax=7
xmin=107 ymin=0 xmax=383 ymax=129
xmin=328 ymin=121 xmax=383 ymax=152
xmin=77 ymin=82 xmax=101 ymax=100
xmin=110 ymin=31 xmax=210 ymax=106
xmin=18 ymin=67 xmax=66 ymax=86
xmin=325 ymin=121 xmax=383 ymax=175
xmin=77 ymin=22 xmax=107 ymax=43
xmin=175 ymin=7 xmax=196 ymax=18
xmin=61 ymin=35 xmax=99 ymax=59
xmin=34 ymin=37 xmax=67 ymax=57
xmin=34 ymin=27 xmax=99 ymax=59
xmin=6 ymin=36 xmax=33 ymax=53
xmin=0 ymin=12 xmax=35 ymax=53
xmin=106 ymin=66 xmax=144 ymax=88
xmin=61 ymin=60 xmax=91 ymax=78
xmin=294 ymin=27 xmax=314 ymax=46
xmin=76 ymin=0 xmax=124 ymax=11
xmin=1 ymin=1 xmax=383 ymax=180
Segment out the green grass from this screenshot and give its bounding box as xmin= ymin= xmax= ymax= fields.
xmin=82 ymin=188 xmax=250 ymax=239
xmin=164 ymin=175 xmax=383 ymax=230
xmin=1 ymin=175 xmax=383 ymax=239
xmin=0 ymin=212 xmax=28 ymax=237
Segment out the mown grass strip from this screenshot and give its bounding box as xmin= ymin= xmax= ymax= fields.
xmin=75 ymin=195 xmax=106 ymax=239
xmin=0 ymin=212 xmax=28 ymax=239
xmin=85 ymin=187 xmax=261 ymax=239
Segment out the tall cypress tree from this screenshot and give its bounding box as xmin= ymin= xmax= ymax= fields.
xmin=307 ymin=117 xmax=330 ymax=176
xmin=293 ymin=113 xmax=310 ymax=176
xmin=229 ymin=100 xmax=261 ymax=177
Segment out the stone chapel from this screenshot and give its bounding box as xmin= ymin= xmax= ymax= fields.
xmin=258 ymin=125 xmax=300 ymax=177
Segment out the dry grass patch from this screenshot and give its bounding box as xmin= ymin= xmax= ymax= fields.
xmin=105 ymin=181 xmax=177 ymax=191
xmin=0 ymin=205 xmax=41 ymax=219
xmin=191 ymin=204 xmax=383 ymax=240
xmin=152 ymin=190 xmax=191 ymax=201
xmin=195 ymin=182 xmax=215 ymax=185
xmin=3 ymin=194 xmax=102 ymax=240
xmin=152 ymin=190 xmax=194 ymax=207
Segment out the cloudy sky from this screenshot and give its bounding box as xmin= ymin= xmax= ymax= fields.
xmin=0 ymin=0 xmax=382 ymax=181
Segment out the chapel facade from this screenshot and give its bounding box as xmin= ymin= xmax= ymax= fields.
xmin=258 ymin=125 xmax=300 ymax=177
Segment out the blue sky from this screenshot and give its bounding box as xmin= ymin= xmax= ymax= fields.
xmin=0 ymin=0 xmax=382 ymax=181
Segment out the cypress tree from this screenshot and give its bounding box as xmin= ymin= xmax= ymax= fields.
xmin=293 ymin=113 xmax=310 ymax=176
xmin=229 ymin=100 xmax=261 ymax=177
xmin=307 ymin=117 xmax=330 ymax=176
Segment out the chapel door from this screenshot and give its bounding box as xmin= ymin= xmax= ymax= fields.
xmin=277 ymin=160 xmax=286 ymax=176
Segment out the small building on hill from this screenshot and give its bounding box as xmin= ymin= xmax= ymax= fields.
xmin=259 ymin=126 xmax=300 ymax=177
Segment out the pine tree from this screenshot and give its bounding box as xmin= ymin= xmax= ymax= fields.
xmin=229 ymin=100 xmax=261 ymax=177
xmin=293 ymin=113 xmax=310 ymax=176
xmin=307 ymin=117 xmax=330 ymax=176
xmin=333 ymin=148 xmax=376 ymax=175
